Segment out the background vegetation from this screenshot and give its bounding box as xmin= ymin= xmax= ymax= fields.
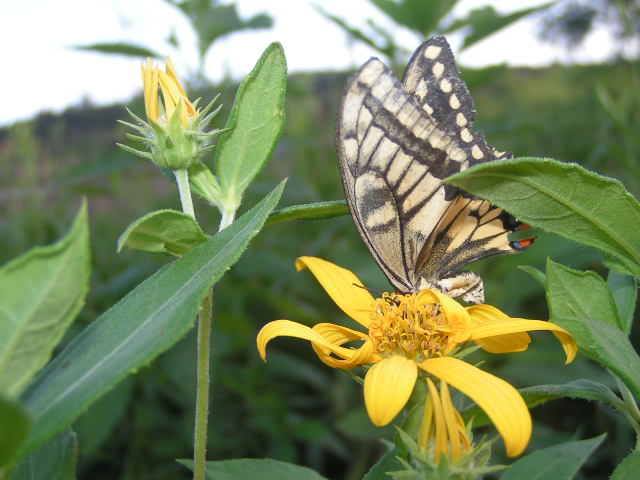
xmin=1 ymin=1 xmax=639 ymax=478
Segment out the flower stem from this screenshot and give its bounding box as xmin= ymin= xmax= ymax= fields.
xmin=219 ymin=210 xmax=235 ymax=230
xmin=175 ymin=168 xmax=195 ymax=218
xmin=193 ymin=288 xmax=213 ymax=480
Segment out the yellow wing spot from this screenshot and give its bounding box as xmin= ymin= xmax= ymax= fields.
xmin=415 ymin=79 xmax=428 ymax=100
xmin=439 ymin=78 xmax=452 ymax=93
xmin=471 ymin=145 xmax=484 ymax=160
xmin=429 ymin=129 xmax=447 ymax=149
xmin=424 ymin=45 xmax=442 ymax=59
xmin=432 ymin=62 xmax=445 ymax=78
xmin=456 ymin=113 xmax=467 ymax=127
xmin=449 ymin=147 xmax=467 ymax=162
xmin=364 ymin=202 xmax=396 ymax=229
xmin=449 ymin=94 xmax=461 ymax=109
xmin=460 ymin=128 xmax=473 ymax=143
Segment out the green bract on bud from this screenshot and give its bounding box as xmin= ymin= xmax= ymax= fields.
xmin=118 ymin=58 xmax=222 ymax=171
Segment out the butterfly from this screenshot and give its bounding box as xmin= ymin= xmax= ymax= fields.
xmin=336 ymin=36 xmax=533 ymax=304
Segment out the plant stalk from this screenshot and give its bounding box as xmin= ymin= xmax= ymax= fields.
xmin=193 ymin=288 xmax=213 ymax=479
xmin=175 ymin=168 xmax=195 ymax=218
xmin=219 ymin=209 xmax=235 ymax=230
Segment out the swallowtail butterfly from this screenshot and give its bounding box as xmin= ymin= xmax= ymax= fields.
xmin=336 ymin=36 xmax=532 ymax=304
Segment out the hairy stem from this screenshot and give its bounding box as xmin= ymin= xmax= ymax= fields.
xmin=175 ymin=168 xmax=195 ymax=218
xmin=193 ymin=289 xmax=213 ymax=479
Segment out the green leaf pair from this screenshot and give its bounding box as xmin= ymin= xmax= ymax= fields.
xmin=0 ymin=182 xmax=284 ymax=473
xmin=16 ymin=182 xmax=284 ymax=461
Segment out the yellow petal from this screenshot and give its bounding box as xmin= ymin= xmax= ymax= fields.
xmin=418 ymin=383 xmax=434 ymax=449
xmin=165 ymin=57 xmax=196 ymax=116
xmin=310 ymin=323 xmax=373 ymax=368
xmin=157 ymin=70 xmax=181 ymax=122
xmin=141 ymin=59 xmax=159 ymax=122
xmin=418 ymin=289 xmax=472 ymax=345
xmin=426 ymin=378 xmax=448 ymax=461
xmin=469 ymin=318 xmax=577 ymax=364
xmin=256 ymin=320 xmax=370 ymax=368
xmin=439 ymin=381 xmax=462 ymax=461
xmin=419 ymin=357 xmax=531 ymax=457
xmin=364 ymin=356 xmax=417 ymax=426
xmin=296 ymin=257 xmax=375 ymax=327
xmin=467 ymin=305 xmax=531 ymax=353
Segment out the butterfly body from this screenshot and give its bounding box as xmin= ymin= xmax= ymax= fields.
xmin=336 ymin=37 xmax=531 ymax=304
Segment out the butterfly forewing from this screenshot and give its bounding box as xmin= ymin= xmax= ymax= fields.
xmin=337 ymin=59 xmax=470 ymax=292
xmin=336 ymin=36 xmax=532 ymax=302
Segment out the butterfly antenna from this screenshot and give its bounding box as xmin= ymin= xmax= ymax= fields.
xmin=352 ymin=283 xmax=383 ymax=297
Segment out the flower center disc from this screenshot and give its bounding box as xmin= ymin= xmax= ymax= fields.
xmin=368 ymin=293 xmax=451 ymax=362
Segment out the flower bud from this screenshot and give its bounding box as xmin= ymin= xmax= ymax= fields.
xmin=119 ymin=58 xmax=222 ymax=171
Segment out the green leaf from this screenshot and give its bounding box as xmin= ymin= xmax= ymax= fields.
xmin=546 ymin=259 xmax=622 ymax=344
xmin=611 ymin=451 xmax=640 ymax=480
xmin=17 ymin=182 xmax=285 ymax=459
xmin=0 ymin=394 xmax=30 ymax=468
xmin=500 ymin=435 xmax=605 ymax=480
xmin=446 ymin=157 xmax=640 ymax=277
xmin=0 ymin=203 xmax=90 ymax=398
xmin=169 ymin=1 xmax=272 ymax=60
xmin=519 ymin=380 xmax=625 ymax=411
xmin=188 ymin=162 xmax=223 ymax=206
xmin=74 ymin=42 xmax=161 ymax=59
xmin=314 ymin=7 xmax=396 ymax=61
xmin=216 ymin=42 xmax=287 ymax=212
xmin=461 ymin=4 xmax=553 ymax=49
xmin=73 ymin=377 xmax=134 ymax=456
xmin=369 ymin=0 xmax=458 ymax=36
xmin=546 ymin=259 xmax=623 ymax=335
xmin=517 ymin=265 xmax=545 ymax=286
xmin=117 ymin=209 xmax=209 ymax=256
xmin=177 ymin=458 xmax=329 ymax=480
xmin=546 ymin=260 xmax=640 ymax=399
xmin=12 ymin=430 xmax=78 ymax=480
xmin=266 ymin=200 xmax=349 ymax=225
xmin=363 ymin=447 xmax=402 ymax=480
xmin=607 ymin=270 xmax=637 ymax=335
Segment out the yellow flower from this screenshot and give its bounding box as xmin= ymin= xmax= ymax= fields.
xmin=257 ymin=257 xmax=578 ymax=458
xmin=419 ymin=379 xmax=471 ymax=462
xmin=141 ymin=57 xmax=197 ymax=126
xmin=122 ymin=58 xmax=221 ymax=171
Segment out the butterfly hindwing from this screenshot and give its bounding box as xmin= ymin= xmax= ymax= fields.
xmin=336 ymin=37 xmax=532 ymax=303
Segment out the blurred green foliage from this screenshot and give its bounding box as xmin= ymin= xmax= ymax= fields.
xmin=318 ymin=0 xmax=551 ymax=67
xmin=1 ymin=55 xmax=639 ymax=479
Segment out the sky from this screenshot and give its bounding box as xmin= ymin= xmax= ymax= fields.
xmin=0 ymin=0 xmax=625 ymax=127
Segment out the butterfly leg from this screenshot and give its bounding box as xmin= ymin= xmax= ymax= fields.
xmin=435 ymin=271 xmax=484 ymax=304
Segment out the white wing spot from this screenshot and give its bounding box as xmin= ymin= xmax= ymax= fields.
xmin=471 ymin=145 xmax=484 ymax=159
xmin=449 ymin=94 xmax=461 ymax=109
xmin=432 ymin=62 xmax=444 ymax=78
xmin=423 ymin=103 xmax=434 ymax=115
xmin=460 ymin=128 xmax=473 ymax=143
xmin=424 ymin=45 xmax=442 ymax=59
xmin=456 ymin=113 xmax=467 ymax=127
xmin=439 ymin=78 xmax=452 ymax=93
